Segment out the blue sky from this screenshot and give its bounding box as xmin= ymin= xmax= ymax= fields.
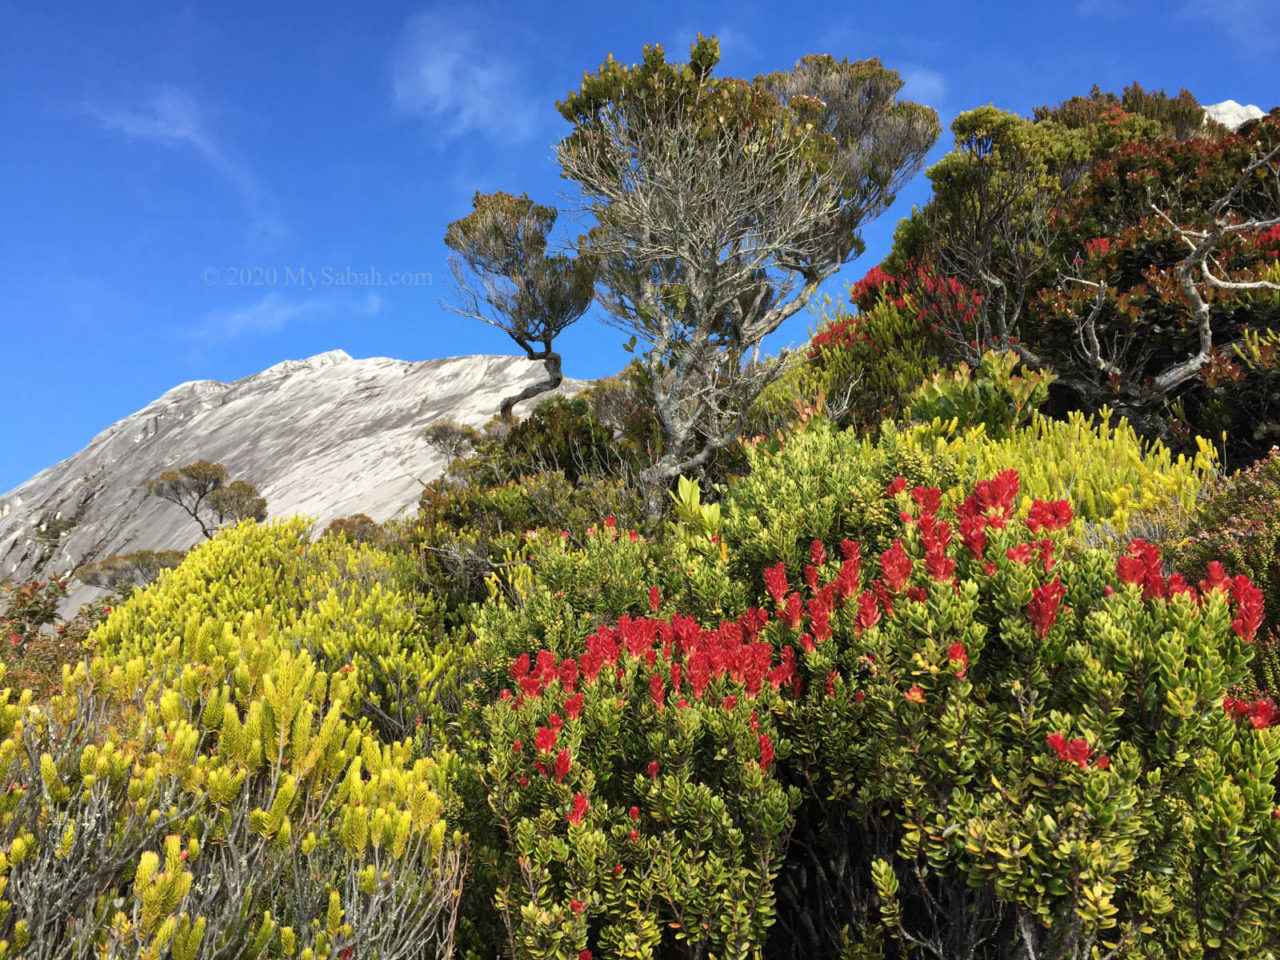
xmin=2 ymin=0 xmax=1277 ymax=492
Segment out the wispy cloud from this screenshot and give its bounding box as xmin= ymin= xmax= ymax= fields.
xmin=1176 ymin=0 xmax=1278 ymax=53
xmin=191 ymin=291 xmax=382 ymax=342
xmin=392 ymin=7 xmax=540 ymax=142
xmin=88 ymin=87 xmax=285 ymax=241
xmin=899 ymin=67 xmax=948 ymax=109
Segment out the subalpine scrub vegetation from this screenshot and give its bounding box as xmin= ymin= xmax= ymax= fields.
xmin=3 ymin=36 xmax=1280 ymax=960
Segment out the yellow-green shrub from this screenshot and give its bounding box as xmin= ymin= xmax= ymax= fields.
xmin=0 ymin=633 xmax=461 ymax=958
xmin=725 ymin=412 xmax=1216 ymax=580
xmin=93 ymin=516 xmax=453 ymax=742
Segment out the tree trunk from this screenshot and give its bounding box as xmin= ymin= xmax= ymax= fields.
xmin=499 ymin=352 xmax=563 ymax=423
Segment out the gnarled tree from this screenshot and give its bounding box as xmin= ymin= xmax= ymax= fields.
xmin=555 ymin=37 xmax=939 ymax=493
xmin=443 ymin=191 xmax=596 ymax=422
xmin=146 ymin=460 xmax=267 ymax=539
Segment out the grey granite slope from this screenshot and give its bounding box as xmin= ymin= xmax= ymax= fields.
xmin=0 ymin=351 xmax=587 ymax=607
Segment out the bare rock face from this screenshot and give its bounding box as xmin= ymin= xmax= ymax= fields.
xmin=0 ymin=351 xmax=587 ymax=608
xmin=1204 ymin=99 xmax=1267 ymax=131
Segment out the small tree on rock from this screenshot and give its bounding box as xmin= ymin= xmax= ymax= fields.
xmin=443 ymin=191 xmax=596 ymax=422
xmin=146 ymin=460 xmax=267 ymax=539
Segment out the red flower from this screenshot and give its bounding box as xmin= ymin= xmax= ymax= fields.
xmin=946 ymin=642 xmax=968 ymax=679
xmin=781 ymin=592 xmax=804 ymax=629
xmin=511 ymin=653 xmax=531 ymax=680
xmin=1027 ymin=578 xmax=1066 ymax=640
xmin=912 ymin=485 xmax=942 ymax=518
xmin=810 ymin=540 xmax=827 ymax=567
xmin=571 ymin=899 xmax=585 ymax=914
xmin=648 ymin=586 xmax=661 ymax=612
xmin=1116 ymin=540 xmax=1165 ymax=600
xmin=1200 ymin=561 xmax=1230 ymax=594
xmin=563 ymin=693 xmax=584 ymax=720
xmin=925 ymin=548 xmax=955 ymax=582
xmin=1046 ymin=733 xmax=1095 ymax=769
xmin=605 ymin=515 xmax=617 ymax=528
xmin=512 ymin=740 xmax=523 ymax=754
xmin=881 ymin=540 xmax=912 ymax=593
xmin=548 ymin=713 xmax=564 ymax=731
xmin=1006 ymin=543 xmax=1034 ymax=564
xmin=629 ymin=805 xmax=640 ymax=820
xmin=1026 ymin=499 xmax=1073 ymax=532
xmin=722 ymin=695 xmax=738 ymax=711
xmin=534 ymin=726 xmax=557 ymax=754
xmin=904 ymin=685 xmax=926 ymax=704
xmin=886 ymin=476 xmax=907 ymax=497
xmin=856 ymin=591 xmax=881 ymax=631
xmin=649 ymin=673 xmax=665 ymax=711
xmin=553 ymin=748 xmax=573 ymax=783
xmin=763 ymin=563 xmax=789 ymax=605
xmin=647 ymin=761 xmax=660 ymax=779
xmin=759 ymin=733 xmax=775 ymax=772
xmin=567 ymin=792 xmax=589 ymax=826
xmin=1230 ymin=575 xmax=1265 ymax=643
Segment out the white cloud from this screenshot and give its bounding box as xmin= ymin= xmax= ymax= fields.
xmin=392 ymin=8 xmax=539 ymax=142
xmin=192 ymin=291 xmax=381 ymax=342
xmin=89 ymin=87 xmax=285 ymax=241
xmin=900 ymin=68 xmax=948 ymax=109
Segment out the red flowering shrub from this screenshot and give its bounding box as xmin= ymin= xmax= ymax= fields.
xmin=1169 ymin=447 xmax=1280 ymax=697
xmin=764 ymin=470 xmax=1280 ymax=958
xmin=780 ymin=266 xmax=951 ymax=431
xmin=452 ymin=455 xmax=1280 ymax=958
xmin=465 ymin=609 xmax=795 ymax=957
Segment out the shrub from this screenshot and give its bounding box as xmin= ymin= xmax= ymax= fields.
xmin=725 ymin=412 xmax=1216 ymax=585
xmin=92 ymin=516 xmax=453 ymax=745
xmin=0 ymin=649 xmax=461 ymax=958
xmin=0 ymin=519 xmax=466 ymax=958
xmin=406 ymin=471 xmax=650 ymax=626
xmin=74 ymin=548 xmax=187 ymax=590
xmin=454 ymin=522 xmax=796 ymax=958
xmin=322 ymin=512 xmax=384 ymax=545
xmin=760 ymin=471 xmax=1279 ymax=957
xmin=907 ymin=350 xmax=1055 ymax=440
xmin=763 ymin=269 xmax=952 ymax=433
xmin=447 ymin=458 xmax=1279 ymax=958
xmin=1169 ymin=447 xmax=1280 ymax=695
xmin=0 ymin=576 xmax=68 ymax=659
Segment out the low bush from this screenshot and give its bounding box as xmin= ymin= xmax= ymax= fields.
xmin=1169 ymin=447 xmax=1280 ymax=696
xmin=0 ymin=517 xmax=464 ymax=959
xmin=725 ymin=410 xmax=1217 ymax=585
xmin=446 ymin=450 xmax=1278 ymax=958
xmin=92 ymin=516 xmax=454 ymax=745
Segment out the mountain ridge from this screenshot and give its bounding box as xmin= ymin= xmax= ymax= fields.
xmin=0 ymin=351 xmax=589 ymax=608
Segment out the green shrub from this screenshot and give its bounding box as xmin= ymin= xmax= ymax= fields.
xmin=406 ymin=471 xmax=650 ymax=626
xmin=446 ymin=457 xmax=1279 ymax=958
xmin=762 ymin=471 xmax=1279 ymax=958
xmin=93 ymin=516 xmax=453 ymax=745
xmin=907 ymin=350 xmax=1055 ymax=439
xmin=757 ymin=269 xmax=952 ymax=434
